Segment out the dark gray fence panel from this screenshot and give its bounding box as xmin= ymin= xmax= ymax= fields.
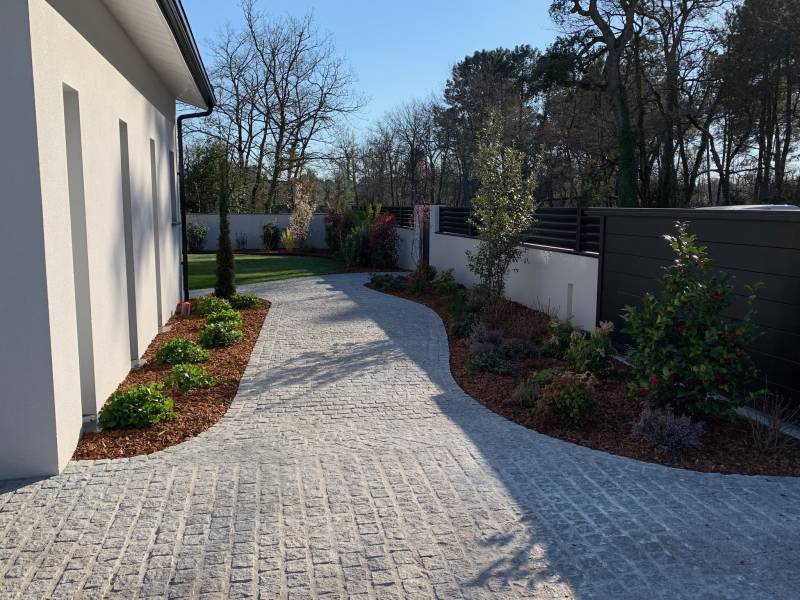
xmin=589 ymin=208 xmax=800 ymax=400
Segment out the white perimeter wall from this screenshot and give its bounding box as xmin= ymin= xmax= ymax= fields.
xmin=395 ymin=227 xmax=420 ymax=271
xmin=188 ymin=213 xmax=328 ymax=250
xmin=424 ymin=206 xmax=599 ymax=331
xmin=0 ymin=0 xmax=181 ymax=478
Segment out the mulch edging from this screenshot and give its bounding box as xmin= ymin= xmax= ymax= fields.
xmin=367 ymin=284 xmax=800 ymax=477
xmin=73 ymin=299 xmax=269 ymax=461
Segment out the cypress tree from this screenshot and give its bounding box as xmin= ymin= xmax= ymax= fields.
xmin=214 ymin=156 xmax=236 ymax=299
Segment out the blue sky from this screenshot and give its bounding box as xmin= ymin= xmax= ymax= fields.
xmin=182 ymin=0 xmax=558 ymax=131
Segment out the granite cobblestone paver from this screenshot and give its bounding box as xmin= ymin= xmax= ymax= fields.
xmin=1 ymin=273 xmax=799 ymax=599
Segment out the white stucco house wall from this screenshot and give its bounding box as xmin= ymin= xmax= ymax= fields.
xmin=0 ymin=0 xmax=214 ymax=479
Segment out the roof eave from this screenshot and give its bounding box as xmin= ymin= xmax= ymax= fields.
xmin=155 ymin=0 xmax=215 ymax=110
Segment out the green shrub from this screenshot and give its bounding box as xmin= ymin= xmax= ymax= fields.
xmin=199 ymin=321 xmax=243 ymax=347
xmin=370 ymin=273 xmax=407 ymax=292
xmin=543 ymin=316 xmax=574 ymax=358
xmin=433 ymin=269 xmax=460 ymax=297
xmin=407 ymin=264 xmax=437 ymax=294
xmin=187 ymin=221 xmax=209 ymax=252
xmin=511 ymin=367 xmax=566 ymax=409
xmin=196 ymin=295 xmax=232 ymax=316
xmin=623 ymin=222 xmax=760 ymax=418
xmin=632 ymin=406 xmax=704 ymax=455
xmin=229 ymin=293 xmax=261 ymax=309
xmin=565 ymin=321 xmax=615 ymax=375
xmin=98 ymin=384 xmax=175 ymax=429
xmin=168 ymin=363 xmax=215 ymax=392
xmin=154 ymin=338 xmax=209 ymax=364
xmin=465 ymin=284 xmax=493 ymax=314
xmin=261 ymin=222 xmax=280 ymax=250
xmin=342 ymin=222 xmax=371 ymax=267
xmin=538 ymin=371 xmax=598 ymax=426
xmin=204 ymin=308 xmax=242 ymax=327
xmin=465 ymin=351 xmax=514 ymax=376
xmin=449 ymin=315 xmax=475 ymax=339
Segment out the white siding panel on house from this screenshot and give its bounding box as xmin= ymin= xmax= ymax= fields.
xmin=0 ymin=0 xmax=183 ymax=478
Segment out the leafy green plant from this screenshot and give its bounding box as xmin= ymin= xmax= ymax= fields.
xmin=565 ymin=321 xmax=615 ymax=375
xmin=466 ymin=125 xmax=539 ymax=298
xmin=204 ymin=308 xmax=242 ymax=327
xmin=168 ymin=363 xmax=215 ymax=392
xmin=261 ymin=222 xmax=280 ymax=250
xmin=537 ymin=371 xmax=598 ymax=426
xmin=187 ymin=221 xmax=209 ymax=252
xmin=433 ymin=269 xmax=461 ymax=297
xmin=230 ymin=293 xmax=261 ymax=309
xmin=98 ymin=384 xmax=175 ymax=429
xmin=342 ymin=221 xmax=371 ymax=267
xmin=623 ymin=221 xmax=760 ymax=418
xmin=407 ymin=264 xmax=437 ymax=294
xmin=289 ymin=180 xmax=315 ymax=246
xmin=370 ymin=273 xmax=407 ymax=292
xmin=465 ymin=351 xmax=514 ymax=376
xmin=281 ymin=228 xmax=295 ymax=252
xmin=465 ymin=285 xmax=493 ymax=314
xmin=543 ymin=316 xmax=574 ymax=359
xmin=196 ymin=295 xmax=232 ymax=316
xmin=511 ymin=367 xmax=567 ymax=408
xmin=449 ymin=315 xmax=476 ymax=339
xmin=199 ymin=321 xmax=243 ymax=347
xmin=215 ymin=161 xmax=236 ymax=299
xmin=154 ymin=338 xmax=209 ymax=364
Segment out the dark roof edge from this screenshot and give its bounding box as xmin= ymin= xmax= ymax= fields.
xmin=155 ymin=0 xmax=215 ymax=109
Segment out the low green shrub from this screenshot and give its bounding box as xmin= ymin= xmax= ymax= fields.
xmin=98 ymin=384 xmax=175 ymax=429
xmin=465 ymin=284 xmax=493 ymax=314
xmin=168 ymin=363 xmax=215 ymax=392
xmin=230 ymin=293 xmax=261 ymax=309
xmin=154 ymin=338 xmax=209 ymax=364
xmin=204 ymin=308 xmax=242 ymax=327
xmin=543 ymin=316 xmax=574 ymax=359
xmin=510 ymin=367 xmax=567 ymax=409
xmin=407 ymin=264 xmax=437 ymax=294
xmin=199 ymin=321 xmax=243 ymax=347
xmin=537 ymin=371 xmax=598 ymax=426
xmin=433 ymin=269 xmax=460 ymax=297
xmin=449 ymin=315 xmax=475 ymax=339
xmin=565 ymin=321 xmax=614 ymax=375
xmin=465 ymin=351 xmax=514 ymax=376
xmin=196 ymin=295 xmax=232 ymax=316
xmin=369 ymin=273 xmax=407 ymax=292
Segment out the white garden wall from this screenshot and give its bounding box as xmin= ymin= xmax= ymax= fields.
xmin=188 ymin=213 xmax=328 ymax=251
xmin=427 ymin=206 xmax=600 ymax=330
xmin=395 ymin=226 xmax=421 ymax=270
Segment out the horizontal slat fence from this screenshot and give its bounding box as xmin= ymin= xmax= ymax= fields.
xmin=589 ymin=208 xmax=800 ymax=402
xmin=383 ymin=206 xmax=414 ymax=229
xmin=438 ymin=207 xmax=601 ymax=254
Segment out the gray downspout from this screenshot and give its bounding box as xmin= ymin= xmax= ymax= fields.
xmin=177 ymin=108 xmax=212 ymax=301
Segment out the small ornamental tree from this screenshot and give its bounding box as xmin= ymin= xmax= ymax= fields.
xmin=623 ymin=221 xmax=760 ymax=419
xmin=466 ymin=128 xmax=538 ymax=299
xmin=289 ymin=179 xmax=315 ymax=247
xmin=214 ymin=157 xmax=236 ymax=299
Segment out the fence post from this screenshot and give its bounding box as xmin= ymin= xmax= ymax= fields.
xmin=575 ymin=207 xmax=582 ymax=253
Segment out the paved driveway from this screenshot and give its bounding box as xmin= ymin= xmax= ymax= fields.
xmin=2 ymin=273 xmax=799 ymax=599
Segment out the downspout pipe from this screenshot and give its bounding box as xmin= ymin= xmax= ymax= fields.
xmin=177 ymin=108 xmax=213 ymax=302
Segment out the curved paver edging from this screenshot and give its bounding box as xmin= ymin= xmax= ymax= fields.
xmin=1 ymin=273 xmax=799 ymax=599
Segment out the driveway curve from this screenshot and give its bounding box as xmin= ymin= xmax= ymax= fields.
xmin=1 ymin=273 xmax=799 ymax=599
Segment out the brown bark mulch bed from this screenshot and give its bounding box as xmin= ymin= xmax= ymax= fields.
xmin=367 ymin=284 xmax=800 ymax=477
xmin=73 ymin=299 xmax=269 ymax=461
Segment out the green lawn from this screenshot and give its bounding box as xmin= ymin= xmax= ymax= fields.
xmin=188 ymin=253 xmax=345 ymax=290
